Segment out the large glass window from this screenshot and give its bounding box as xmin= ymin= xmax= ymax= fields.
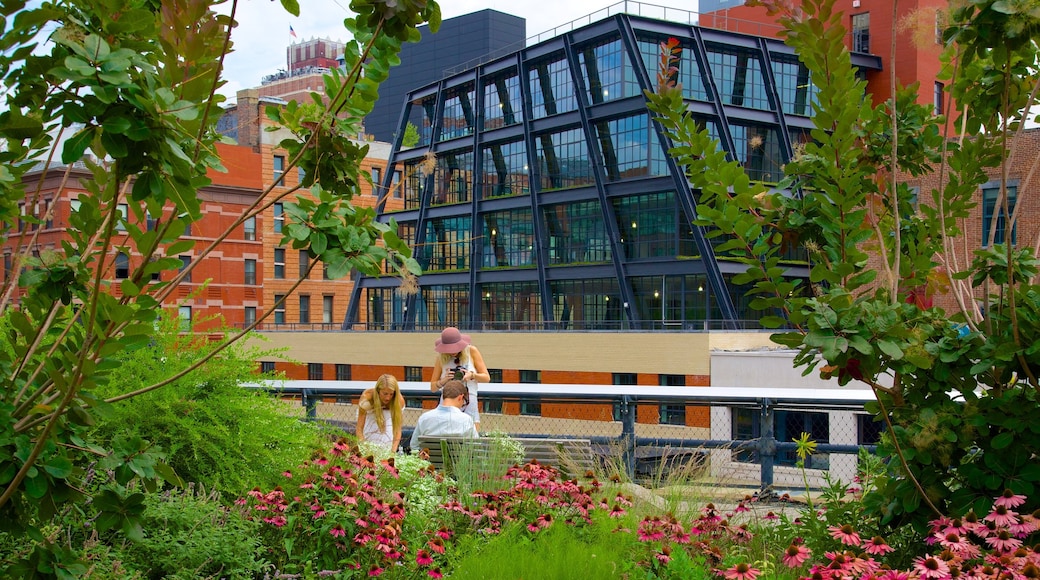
xmin=414 ymin=284 xmax=470 ymax=330
xmin=771 ymin=54 xmax=818 ymax=117
xmin=308 ymin=363 xmax=323 ymax=380
xmin=402 ymin=160 xmax=425 ymax=210
xmin=528 ymin=53 xmax=578 ymax=119
xmin=404 ymin=95 xmax=436 ymax=148
xmin=576 ymin=36 xmax=640 ymax=104
xmin=730 ymin=124 xmax=784 ymax=183
xmin=549 ymin=278 xmax=623 ymax=329
xmin=273 ymin=155 xmax=286 ymax=187
xmin=244 ymin=216 xmax=257 ymax=241
xmin=299 ymin=294 xmax=310 ymax=324
xmin=613 ymin=192 xmax=693 ymax=259
xmin=418 ymin=216 xmax=471 ymax=272
xmin=438 ymin=83 xmax=475 ymax=142
xmin=433 ymin=149 xmax=474 ymax=205
xmin=481 ymin=140 xmax=528 ymax=199
xmin=542 ymin=200 xmax=611 ymax=265
xmin=733 ymin=408 xmax=830 ymax=468
xmin=481 ymin=209 xmax=535 ymax=268
xmin=631 ymin=274 xmax=712 ymax=328
xmin=705 ymin=44 xmax=771 ymax=111
xmin=481 ymin=281 xmax=543 ymax=329
xmin=534 ymin=127 xmax=594 ymax=191
xmin=273 ymin=203 xmax=284 ymax=233
xmin=519 ymin=370 xmax=541 ymax=416
xmin=299 ymin=249 xmax=310 ymax=278
xmin=659 ymin=374 xmax=687 ymax=425
xmin=366 ymin=287 xmax=409 ymax=330
xmin=483 ymin=70 xmax=522 ymax=130
xmin=592 ymin=114 xmax=668 ymax=181
xmin=982 ymin=183 xmax=1017 ymax=246
xmin=637 ymin=36 xmax=710 ymax=101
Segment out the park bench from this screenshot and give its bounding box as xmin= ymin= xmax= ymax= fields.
xmin=416 ymin=436 xmax=599 ymax=479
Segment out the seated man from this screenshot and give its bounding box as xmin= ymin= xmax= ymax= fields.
xmin=410 ymin=380 xmax=477 ymax=451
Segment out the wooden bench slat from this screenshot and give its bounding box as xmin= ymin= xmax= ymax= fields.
xmin=416 ymin=436 xmax=597 ymax=478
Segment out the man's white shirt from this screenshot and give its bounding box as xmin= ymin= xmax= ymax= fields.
xmin=410 ymin=405 xmax=477 ymax=450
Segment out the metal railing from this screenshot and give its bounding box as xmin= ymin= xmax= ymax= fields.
xmin=251 ymin=380 xmax=879 ymax=493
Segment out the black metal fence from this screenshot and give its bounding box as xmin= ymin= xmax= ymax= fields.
xmin=250 ymin=380 xmax=880 ymax=493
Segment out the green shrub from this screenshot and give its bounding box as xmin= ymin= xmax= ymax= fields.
xmin=113 ymin=486 xmax=267 ymax=579
xmin=448 ymin=516 xmax=639 ymax=579
xmin=88 ymin=314 xmax=329 ymax=495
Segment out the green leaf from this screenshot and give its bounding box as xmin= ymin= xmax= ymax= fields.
xmin=62 ymin=128 xmax=94 ymax=163
xmin=877 ymin=340 xmax=904 ymax=360
xmin=991 ymin=432 xmax=1014 ymax=449
xmin=280 ymin=0 xmax=300 ymax=16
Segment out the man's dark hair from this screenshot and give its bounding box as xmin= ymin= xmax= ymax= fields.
xmin=441 ymin=380 xmax=467 ymax=399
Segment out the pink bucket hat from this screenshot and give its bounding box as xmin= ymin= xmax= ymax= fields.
xmin=434 ymin=327 xmax=471 ymax=353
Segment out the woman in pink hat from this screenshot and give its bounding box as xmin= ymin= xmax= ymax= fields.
xmin=430 ymin=327 xmax=489 ymax=431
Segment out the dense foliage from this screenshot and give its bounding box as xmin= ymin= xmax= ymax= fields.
xmin=0 ymin=0 xmax=437 ymax=574
xmin=646 ymin=0 xmax=1040 ymax=527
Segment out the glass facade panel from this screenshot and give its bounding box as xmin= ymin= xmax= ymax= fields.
xmin=549 ymin=278 xmax=623 ymax=329
xmin=480 ymin=281 xmax=543 ymax=329
xmin=481 ymin=140 xmax=528 ymax=199
xmin=771 ymin=54 xmax=818 ymax=116
xmin=613 ymin=192 xmax=692 ymax=259
xmin=365 ymin=287 xmax=409 ymax=330
xmin=404 ymin=95 xmax=436 ymax=148
xmin=433 ymin=149 xmax=474 ymax=205
xmin=730 ymin=124 xmax=784 ymax=183
xmin=534 ymin=127 xmax=594 ymax=191
xmin=542 ymin=200 xmax=611 ymax=265
xmin=483 ymin=71 xmax=523 ymax=130
xmin=527 ymin=53 xmax=578 ymax=119
xmin=439 ymin=84 xmax=476 ymax=141
xmin=576 ymin=36 xmax=641 ymax=104
xmin=481 ymin=209 xmax=535 ymax=268
xmin=637 ymin=36 xmax=710 ymax=101
xmin=417 ymin=216 xmax=471 ymax=272
xmin=592 ymin=114 xmax=668 ymax=181
xmin=415 ymin=284 xmax=471 ymax=329
xmin=631 ymin=274 xmax=712 ymax=329
xmin=705 ymin=44 xmax=771 ymax=111
xmin=402 ymin=160 xmax=424 ymax=210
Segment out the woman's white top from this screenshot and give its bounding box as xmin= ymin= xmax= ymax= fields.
xmin=360 ymin=404 xmax=393 ymax=448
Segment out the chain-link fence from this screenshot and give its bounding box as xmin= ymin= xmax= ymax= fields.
xmin=254 ymin=381 xmax=880 ymax=494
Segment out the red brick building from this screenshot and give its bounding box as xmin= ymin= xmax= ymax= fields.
xmin=2 ymin=142 xmax=265 ymax=332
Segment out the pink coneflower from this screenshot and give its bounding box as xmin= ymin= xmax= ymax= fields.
xmin=782 ymin=543 xmax=812 ymax=567
xmin=427 ymin=568 xmax=443 ymax=579
xmin=828 ymin=524 xmax=862 ymax=546
xmin=937 ymin=532 xmax=979 ymax=558
xmin=877 ymin=570 xmax=912 ymax=580
xmin=763 ymin=511 xmax=779 ymax=521
xmin=655 ymin=545 xmax=672 ymax=565
xmin=330 ymin=525 xmax=346 ymax=538
xmin=263 ymin=515 xmax=288 ymax=527
xmin=367 ymin=564 xmax=383 ymax=577
xmin=985 ymin=530 xmax=1023 ymax=552
xmin=436 ymin=527 xmax=453 ymax=540
xmin=282 ymin=470 xmax=293 ymax=478
xmin=863 ymin=536 xmax=895 ymax=555
xmin=985 ymin=504 xmax=1019 ymax=528
xmin=416 ymin=549 xmax=434 ymax=566
xmin=535 ymin=514 xmax=553 ymax=529
xmin=609 ymin=504 xmax=626 ymax=518
xmin=722 ymin=562 xmax=760 ymax=580
xmin=912 ymin=556 xmax=950 ymax=579
xmin=995 ymin=489 xmax=1027 ymax=509
xmin=428 ymin=538 xmax=446 ymax=554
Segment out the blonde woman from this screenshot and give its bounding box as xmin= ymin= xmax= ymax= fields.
xmin=356 ymin=374 xmax=405 ymax=452
xmin=430 ymin=327 xmax=490 ymax=431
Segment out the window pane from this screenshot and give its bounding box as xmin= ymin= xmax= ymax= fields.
xmin=438 ymin=83 xmax=475 ymax=141
xmin=299 ymin=294 xmax=310 ymax=323
xmin=528 ymin=53 xmax=577 ymax=119
xmin=308 ymin=363 xmax=323 ymax=380
xmin=483 ymin=71 xmax=523 ymax=130
xmin=576 ymin=36 xmax=639 ymax=104
xmin=481 ymin=208 xmax=535 ymax=268
xmin=534 ymin=127 xmax=594 ymax=191
xmin=274 ymin=248 xmax=285 ymax=279
xmin=543 ymin=200 xmax=611 ymax=265
xmin=705 ymin=44 xmax=771 ymax=111
xmin=432 ymin=149 xmax=474 ymax=205
xmin=481 ymin=140 xmax=528 ymax=199
xmin=591 ymin=114 xmax=668 ymax=181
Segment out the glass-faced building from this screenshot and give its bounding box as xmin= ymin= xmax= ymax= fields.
xmin=346 ymin=11 xmax=881 ymax=331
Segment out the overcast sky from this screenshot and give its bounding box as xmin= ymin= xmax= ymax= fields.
xmin=221 ymin=0 xmax=700 ymax=101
